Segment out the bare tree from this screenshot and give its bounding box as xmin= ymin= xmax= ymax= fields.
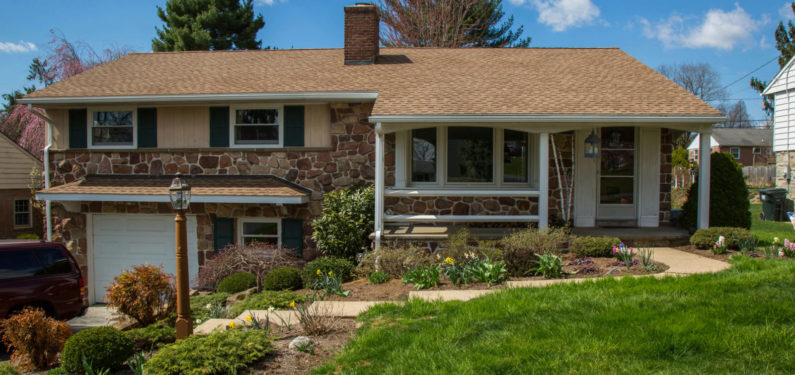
xmin=658 ymin=63 xmax=728 ymax=102
xmin=379 ymin=0 xmax=484 ymax=47
xmin=716 ymin=100 xmax=752 ymax=128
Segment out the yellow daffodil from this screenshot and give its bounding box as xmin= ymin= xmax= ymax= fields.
xmin=268 ymin=306 xmax=274 ymax=312
xmin=228 ymin=321 xmax=235 ymax=329
xmin=464 ymin=252 xmax=469 ymax=259
xmin=316 ymin=269 xmax=322 ymax=275
xmin=245 ymin=315 xmax=252 ymax=323
xmin=445 ymin=257 xmax=455 ymax=265
xmin=328 ymin=271 xmax=334 ymax=276
xmin=289 ymin=300 xmax=296 ymax=308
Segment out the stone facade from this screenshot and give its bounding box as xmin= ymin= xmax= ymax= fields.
xmin=659 ymin=128 xmax=678 ymax=224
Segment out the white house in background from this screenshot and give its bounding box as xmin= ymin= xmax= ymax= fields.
xmin=762 ymin=56 xmax=795 ymax=197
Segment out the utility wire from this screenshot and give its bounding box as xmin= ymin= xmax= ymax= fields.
xmin=719 ymin=56 xmax=779 ymax=90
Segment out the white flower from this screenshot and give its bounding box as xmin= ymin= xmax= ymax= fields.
xmin=774 ymin=237 xmax=780 ymax=243
xmin=195 ymin=319 xmax=201 ymax=324
xmin=268 ymin=306 xmax=274 ymax=312
xmin=205 ymin=303 xmax=212 ymax=309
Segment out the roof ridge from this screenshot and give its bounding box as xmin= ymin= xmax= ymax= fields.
xmin=128 ymin=46 xmax=623 ymax=56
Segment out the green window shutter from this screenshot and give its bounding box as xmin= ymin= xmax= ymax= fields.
xmin=213 ymin=217 xmax=235 ymax=252
xmin=68 ymin=109 xmax=87 ymax=149
xmin=283 ymin=106 xmax=305 ymax=147
xmin=209 ymin=107 xmax=230 ymax=147
xmin=281 ymin=219 xmax=303 ymax=257
xmin=137 ymin=108 xmax=157 ymax=148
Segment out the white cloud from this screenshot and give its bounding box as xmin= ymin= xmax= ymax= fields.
xmin=520 ymin=0 xmax=601 ymax=32
xmin=780 ymin=3 xmax=795 ymax=21
xmin=0 ymin=41 xmax=37 ymax=53
xmin=255 ymin=0 xmax=284 ymax=5
xmin=640 ymin=4 xmax=762 ymax=50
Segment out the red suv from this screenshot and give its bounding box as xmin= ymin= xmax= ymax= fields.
xmin=0 ymin=242 xmax=87 ymax=320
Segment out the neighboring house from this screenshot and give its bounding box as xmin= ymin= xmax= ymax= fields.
xmin=0 ymin=131 xmax=43 ymax=239
xmin=762 ymin=56 xmax=795 ymax=197
xmin=687 ymin=128 xmax=773 ymax=166
xmin=20 ymin=4 xmax=722 ymax=303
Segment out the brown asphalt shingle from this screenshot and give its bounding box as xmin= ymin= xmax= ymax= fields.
xmin=25 ymin=48 xmax=720 ymax=117
xmin=39 ymin=175 xmax=309 ymax=197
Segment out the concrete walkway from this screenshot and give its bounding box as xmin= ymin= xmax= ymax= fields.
xmin=193 ymin=248 xmax=730 ymax=332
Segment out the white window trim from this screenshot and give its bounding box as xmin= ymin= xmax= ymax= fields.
xmin=753 ymin=147 xmax=762 ymax=155
xmin=87 ymin=108 xmax=137 ymax=150
xmin=13 ymin=199 xmax=32 ymax=229
xmin=229 ymin=105 xmax=284 ymax=148
xmin=237 ymin=218 xmax=281 ymax=246
xmin=407 ymin=126 xmax=537 ymax=189
xmin=730 ymin=147 xmax=741 ymax=160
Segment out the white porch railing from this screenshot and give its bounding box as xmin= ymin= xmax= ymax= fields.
xmin=385 ymin=189 xmax=540 ymax=197
xmin=384 ymin=214 xmax=539 ymax=223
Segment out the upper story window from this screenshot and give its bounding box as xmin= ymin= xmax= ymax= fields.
xmin=91 ymin=110 xmax=135 ymax=148
xmin=231 ymin=106 xmax=282 ymax=147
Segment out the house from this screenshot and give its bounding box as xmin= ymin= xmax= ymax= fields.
xmin=762 ymin=56 xmax=795 ymax=197
xmin=20 ymin=4 xmax=722 ymax=303
xmin=687 ymin=128 xmax=773 ymax=166
xmin=0 ymin=131 xmax=43 ymax=239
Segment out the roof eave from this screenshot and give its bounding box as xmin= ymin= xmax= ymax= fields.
xmin=18 ymin=91 xmax=379 ymax=105
xmin=369 ymin=114 xmax=726 ymax=124
xmin=35 ymin=192 xmax=309 ymax=204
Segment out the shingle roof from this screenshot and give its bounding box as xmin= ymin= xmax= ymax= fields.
xmin=710 ymin=128 xmax=773 ymax=147
xmin=24 ymin=47 xmax=720 ymax=117
xmin=39 ymin=175 xmax=309 ymax=198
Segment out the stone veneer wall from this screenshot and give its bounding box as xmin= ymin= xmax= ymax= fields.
xmin=48 ymin=102 xmax=393 ymax=277
xmin=659 ymin=128 xmax=678 ymax=224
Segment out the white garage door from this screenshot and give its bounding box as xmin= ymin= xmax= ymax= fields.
xmin=92 ymin=214 xmax=199 ymax=303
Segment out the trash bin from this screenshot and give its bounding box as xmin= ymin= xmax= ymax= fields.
xmin=759 ymin=188 xmax=789 ymax=221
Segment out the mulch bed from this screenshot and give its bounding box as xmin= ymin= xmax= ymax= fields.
xmin=674 ymin=245 xmax=766 ymax=262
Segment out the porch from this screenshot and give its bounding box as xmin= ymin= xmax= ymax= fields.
xmin=370 ymin=121 xmax=718 ymax=248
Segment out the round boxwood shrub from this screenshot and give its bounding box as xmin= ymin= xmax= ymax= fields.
xmin=216 ymin=272 xmax=256 ymax=293
xmin=681 ymin=152 xmax=750 ymax=230
xmin=689 ymin=227 xmax=754 ymax=249
xmin=262 ymin=266 xmax=303 ymax=291
xmin=301 ymin=257 xmax=355 ymax=290
xmin=311 ymin=185 xmax=374 ymax=260
xmin=61 ymin=327 xmax=134 ymax=374
xmin=570 ymin=236 xmax=621 ymax=258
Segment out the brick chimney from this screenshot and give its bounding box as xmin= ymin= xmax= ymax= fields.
xmin=344 ymin=3 xmax=379 ymax=65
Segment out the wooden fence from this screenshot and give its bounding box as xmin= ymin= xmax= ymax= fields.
xmin=672 ymin=165 xmax=775 ymax=188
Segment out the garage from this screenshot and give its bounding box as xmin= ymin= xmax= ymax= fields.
xmin=91 ymin=214 xmax=199 ymax=303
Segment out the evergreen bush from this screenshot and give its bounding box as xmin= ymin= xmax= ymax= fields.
xmin=570 ymin=236 xmax=621 ymax=258
xmin=681 ymin=152 xmax=750 ymax=229
xmin=262 ymin=266 xmax=303 ymax=291
xmin=311 ymin=185 xmax=374 ymax=260
xmin=689 ymin=227 xmax=754 ymax=249
xmin=216 ymin=272 xmax=256 ymax=294
xmin=61 ymin=327 xmax=134 ymax=374
xmin=301 ymin=257 xmax=355 ymax=290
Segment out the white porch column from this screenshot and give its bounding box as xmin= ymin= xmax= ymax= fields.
xmin=697 ymin=128 xmax=712 ymax=229
xmin=374 ymin=123 xmax=385 ymax=249
xmin=538 ymin=133 xmax=549 ymax=229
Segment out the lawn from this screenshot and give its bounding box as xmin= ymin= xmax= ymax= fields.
xmin=750 ymin=203 xmax=795 ymax=244
xmin=313 ymin=257 xmax=795 ymax=374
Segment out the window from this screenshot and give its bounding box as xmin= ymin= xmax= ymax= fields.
xmin=503 ymin=130 xmax=529 ymax=183
xmin=753 ymin=147 xmax=762 ymax=154
xmin=238 ymin=219 xmax=280 ymax=246
xmin=730 ymin=147 xmax=740 ymax=160
xmin=34 ymin=248 xmax=73 ymax=275
xmin=14 ymin=199 xmax=31 ymax=228
xmin=231 ymin=107 xmax=281 ymax=146
xmin=447 ymin=127 xmax=493 ymax=183
xmin=411 ymin=128 xmax=437 ymax=182
xmin=0 ymin=250 xmax=41 ymax=280
xmin=91 ymin=110 xmax=135 ymax=147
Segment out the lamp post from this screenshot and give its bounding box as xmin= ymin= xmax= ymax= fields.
xmin=168 ymin=172 xmax=192 ymax=339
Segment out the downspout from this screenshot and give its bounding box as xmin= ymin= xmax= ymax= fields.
xmin=29 ymin=104 xmax=53 ymax=241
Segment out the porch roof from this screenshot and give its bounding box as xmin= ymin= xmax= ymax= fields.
xmin=36 ymin=175 xmax=310 ymax=204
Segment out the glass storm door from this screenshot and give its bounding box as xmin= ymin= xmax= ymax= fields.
xmin=597 ymin=127 xmax=637 ymax=222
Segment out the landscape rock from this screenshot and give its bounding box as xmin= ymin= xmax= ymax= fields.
xmin=288 ymin=336 xmax=313 ymax=351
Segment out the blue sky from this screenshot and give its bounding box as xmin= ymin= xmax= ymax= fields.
xmin=0 ymin=0 xmax=791 ymax=121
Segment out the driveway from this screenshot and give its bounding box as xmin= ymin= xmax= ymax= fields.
xmin=67 ymin=305 xmax=116 ymax=333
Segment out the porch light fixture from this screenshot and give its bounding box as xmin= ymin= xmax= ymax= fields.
xmin=169 ymin=173 xmax=191 ymax=211
xmin=584 ymin=130 xmax=600 ymax=158
xmin=168 ymin=172 xmax=192 ymax=339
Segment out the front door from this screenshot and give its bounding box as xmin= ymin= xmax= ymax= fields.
xmin=597 ymin=127 xmax=637 ymax=224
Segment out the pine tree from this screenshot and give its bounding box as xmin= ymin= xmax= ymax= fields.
xmin=750 ymin=2 xmax=795 ymax=116
xmin=152 ymin=0 xmax=265 ymax=52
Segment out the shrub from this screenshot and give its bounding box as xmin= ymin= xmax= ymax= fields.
xmin=437 ymin=229 xmax=503 ymax=262
xmin=301 ymin=257 xmax=354 ymax=290
xmin=61 ymin=327 xmax=134 ymax=374
xmin=311 ymin=185 xmax=375 ymax=260
xmin=368 ymin=271 xmax=390 ymax=284
xmin=216 ymin=272 xmax=256 ymax=294
xmin=105 ymin=264 xmax=175 ymax=327
xmin=144 ymin=329 xmax=272 ymax=375
xmin=123 ymin=321 xmax=176 ymax=351
xmin=0 ymin=307 xmax=71 ymax=370
xmin=357 ymin=242 xmax=433 ymax=278
xmin=294 ymin=294 xmax=339 ymax=336
xmin=402 ymin=265 xmax=441 ymax=290
xmin=227 ymin=290 xmax=307 ymax=318
xmin=262 ymin=266 xmax=302 ymax=291
xmin=570 ymin=236 xmax=621 ymax=258
xmin=500 ymin=227 xmax=571 ymax=276
xmin=689 ymin=227 xmax=754 ymax=249
xmin=15 ymin=233 xmax=39 ymax=240
xmin=681 ymin=152 xmax=750 ymax=229
xmin=0 ymin=363 xmax=21 ymax=375
xmin=195 ymin=243 xmax=300 ymax=291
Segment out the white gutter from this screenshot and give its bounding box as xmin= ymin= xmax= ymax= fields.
xmin=369 ymin=114 xmax=726 ymax=124
xmin=35 ymin=193 xmax=309 ymax=205
xmin=17 ymin=91 xmax=379 ymax=105
xmin=27 ymin=105 xmax=54 ymax=241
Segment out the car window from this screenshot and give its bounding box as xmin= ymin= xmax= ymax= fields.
xmin=0 ymin=250 xmax=43 ymax=280
xmin=34 ymin=248 xmax=73 ymax=275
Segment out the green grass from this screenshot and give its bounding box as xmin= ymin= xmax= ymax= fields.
xmin=312 ymin=257 xmax=795 ymax=374
xmin=750 ymin=203 xmax=795 ymax=244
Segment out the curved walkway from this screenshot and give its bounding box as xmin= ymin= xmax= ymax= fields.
xmin=195 ymin=248 xmax=730 ymax=333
